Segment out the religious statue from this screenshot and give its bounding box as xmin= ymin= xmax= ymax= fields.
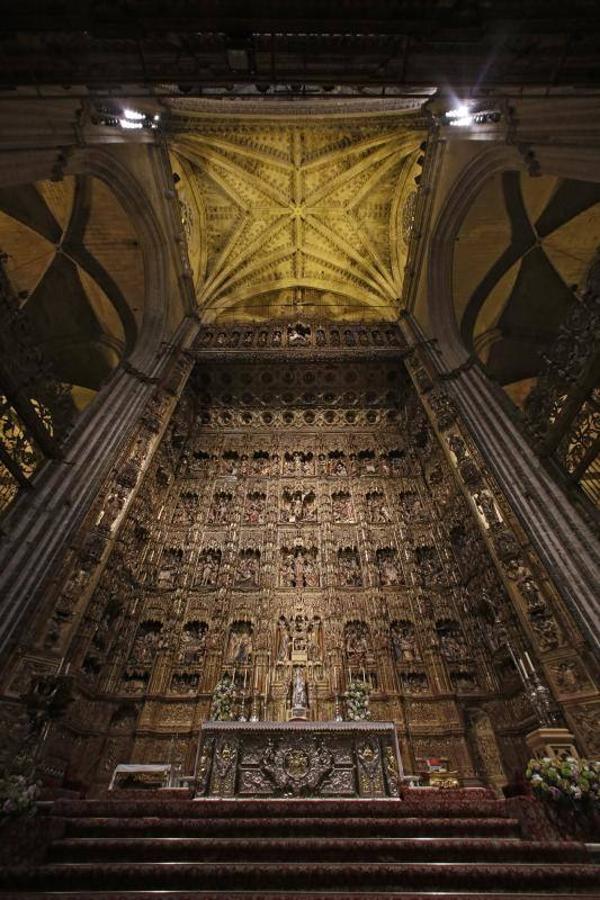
xmin=338 ymin=548 xmax=362 ymax=587
xmin=391 ymin=621 xmax=420 ymax=661
xmin=235 ymin=550 xmax=260 ymax=589
xmin=196 ymin=549 xmax=221 ymax=587
xmin=332 ymin=491 xmax=352 ymax=522
xmin=210 ymin=491 xmax=233 ymax=524
xmin=177 ymin=621 xmax=207 ymax=665
xmin=329 ymin=454 xmax=348 ymax=476
xmin=245 ymin=491 xmax=266 ymax=524
xmin=376 ymin=548 xmax=402 ymax=586
xmin=292 ymin=667 xmax=308 ymax=709
xmin=277 ymin=617 xmax=290 ymax=661
xmin=474 ymin=491 xmax=501 ymax=528
xmin=366 ymin=491 xmax=391 ymax=523
xmin=227 ymin=624 xmax=253 ymax=665
xmin=157 ymin=546 xmax=182 ymax=589
xmin=287 ymin=322 xmax=311 ymax=346
xmin=345 ymin=621 xmax=370 ymax=658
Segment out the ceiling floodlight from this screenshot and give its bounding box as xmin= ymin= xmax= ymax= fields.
xmin=122 ymin=108 xmax=145 ymax=121
xmin=446 ymin=103 xmax=474 ymax=127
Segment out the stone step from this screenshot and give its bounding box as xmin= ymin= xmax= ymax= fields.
xmin=1 ymin=862 xmax=599 ymax=894
xmin=0 ymin=893 xmax=593 ymax=900
xmin=52 ymin=794 xmax=505 ymax=820
xmin=0 ymin=894 xmax=593 ymax=900
xmin=48 ymin=837 xmax=586 ymax=865
xmin=64 ymin=815 xmax=522 ymax=839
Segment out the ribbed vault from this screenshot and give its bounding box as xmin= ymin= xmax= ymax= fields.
xmin=169 ymin=109 xmax=425 ymax=323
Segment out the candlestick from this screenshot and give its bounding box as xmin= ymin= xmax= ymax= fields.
xmin=518 ymin=657 xmax=528 ymax=680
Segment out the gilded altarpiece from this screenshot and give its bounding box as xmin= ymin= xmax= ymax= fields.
xmin=5 ymin=321 xmax=599 ymax=793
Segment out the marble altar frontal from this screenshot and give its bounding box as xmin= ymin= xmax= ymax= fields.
xmin=195 ymin=721 xmax=402 ymax=799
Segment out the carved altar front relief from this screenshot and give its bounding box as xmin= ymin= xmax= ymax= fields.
xmin=197 ymin=721 xmax=402 ymax=799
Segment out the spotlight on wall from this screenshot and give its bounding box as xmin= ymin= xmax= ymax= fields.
xmin=445 ymin=104 xmax=474 ymax=127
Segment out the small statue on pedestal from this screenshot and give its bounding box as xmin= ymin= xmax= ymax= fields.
xmin=291 ymin=667 xmax=308 ymax=719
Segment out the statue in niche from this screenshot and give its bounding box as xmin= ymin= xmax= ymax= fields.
xmin=345 ymin=621 xmax=370 ymax=658
xmin=190 ymin=449 xmax=213 ymax=475
xmin=552 ymin=661 xmax=584 ymax=693
xmin=272 ymin=329 xmax=282 ymax=346
xmin=531 ymin=615 xmax=561 ymax=652
xmin=505 ymin=560 xmax=561 ymax=650
xmin=173 ymin=490 xmax=199 ymax=525
xmin=387 ymin=448 xmax=407 ymax=475
xmin=288 ymin=321 xmax=311 ymax=346
xmin=398 ymin=490 xmax=423 ymax=518
xmin=227 ymin=622 xmax=253 ymax=665
xmin=196 ymin=548 xmax=221 ymax=587
xmin=415 ymin=544 xmax=443 ymax=580
xmin=357 ymin=449 xmax=377 ymax=475
xmin=291 ymin=614 xmax=309 ymax=654
xmin=222 ymin=451 xmax=240 ymax=476
xmin=157 ymin=547 xmax=182 ymax=589
xmin=307 ymin=616 xmax=322 ymax=661
xmin=122 ymin=669 xmax=150 ymax=694
xmin=292 ymin=666 xmax=308 ymax=708
xmin=451 ymin=670 xmax=479 ymax=692
xmin=92 ymin=595 xmax=122 ymax=653
xmin=436 ymin=620 xmax=468 ymax=660
xmin=448 ymin=434 xmax=468 ymax=463
xmin=251 ymin=451 xmax=270 ymax=475
xmin=402 ymin=672 xmax=429 ymax=694
xmin=328 ymin=452 xmax=348 ymax=476
xmin=506 ymin=561 xmax=548 ymax=615
xmin=391 ymin=620 xmax=420 ymax=662
xmin=338 ymin=547 xmax=362 ymax=587
xmin=280 ymin=546 xmax=319 ymax=589
xmin=244 ymin=491 xmax=267 ymax=525
xmin=473 ymin=491 xmax=501 ymax=528
xmin=235 ymin=549 xmax=260 ymax=590
xmin=277 ymin=617 xmax=291 ymax=661
xmin=177 ymin=620 xmax=208 ymax=665
xmin=129 ymin=620 xmax=163 ymax=665
xmin=171 ymin=671 xmax=199 ymax=694
xmin=332 ymin=490 xmax=353 ymax=523
xmin=209 ymin=491 xmax=233 ymax=525
xmin=282 ymin=489 xmax=315 ymax=523
xmin=376 ymin=548 xmax=402 ymax=586
xmin=366 ymin=490 xmax=391 ymax=523
xmin=284 ymin=450 xmax=313 ymax=476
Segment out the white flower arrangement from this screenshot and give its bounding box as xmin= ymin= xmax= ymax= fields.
xmin=344 ymin=679 xmax=371 ymax=721
xmin=210 ymin=674 xmax=236 ymax=721
xmin=526 ymin=755 xmax=600 ymax=806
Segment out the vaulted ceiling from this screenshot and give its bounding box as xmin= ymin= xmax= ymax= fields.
xmin=453 ymin=171 xmax=600 ymax=404
xmin=0 ymin=174 xmax=145 ymax=399
xmin=169 ymin=108 xmax=425 ymax=323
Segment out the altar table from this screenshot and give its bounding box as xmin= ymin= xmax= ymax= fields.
xmin=195 ymin=720 xmax=402 ymax=798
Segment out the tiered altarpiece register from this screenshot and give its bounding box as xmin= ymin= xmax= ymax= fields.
xmin=11 ymin=320 xmax=599 ymax=793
